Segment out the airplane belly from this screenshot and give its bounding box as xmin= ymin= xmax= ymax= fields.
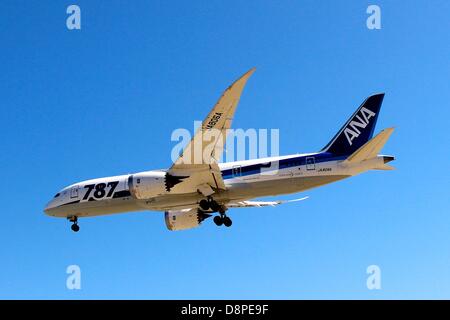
xmin=226 ymin=175 xmax=350 ymax=199
xmin=47 ymin=198 xmax=144 ymax=218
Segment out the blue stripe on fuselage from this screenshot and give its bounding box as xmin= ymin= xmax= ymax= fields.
xmin=221 ymin=152 xmax=346 ymax=180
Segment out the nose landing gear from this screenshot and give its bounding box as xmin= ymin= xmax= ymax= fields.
xmin=68 ymin=216 xmax=80 ymax=232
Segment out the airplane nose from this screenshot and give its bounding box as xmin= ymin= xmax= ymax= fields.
xmin=44 ymin=201 xmax=55 ymax=216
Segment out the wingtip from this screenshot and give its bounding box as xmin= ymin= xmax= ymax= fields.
xmin=287 ymin=196 xmax=309 ymax=203
xmin=242 ymin=67 xmax=256 ymax=78
xmin=228 ymin=67 xmax=256 ymax=89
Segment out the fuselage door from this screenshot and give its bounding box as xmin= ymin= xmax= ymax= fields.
xmin=232 ymin=165 xmax=242 ymax=178
xmin=306 ymin=157 xmax=315 ymax=171
xmin=70 ymin=186 xmax=79 ymax=199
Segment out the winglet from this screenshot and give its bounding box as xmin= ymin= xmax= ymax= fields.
xmin=223 ymin=67 xmax=256 ymax=96
xmin=277 ymin=196 xmax=310 ymax=204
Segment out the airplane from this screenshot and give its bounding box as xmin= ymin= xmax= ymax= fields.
xmin=44 ymin=68 xmax=395 ymax=232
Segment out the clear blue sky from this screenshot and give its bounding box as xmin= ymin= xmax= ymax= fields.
xmin=0 ymin=0 xmax=449 ymax=299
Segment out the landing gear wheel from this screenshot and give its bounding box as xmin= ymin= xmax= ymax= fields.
xmin=199 ymin=197 xmax=222 ymax=212
xmin=213 ymin=215 xmax=223 ymax=226
xmin=223 ymin=216 xmax=232 ymax=227
xmin=213 ymin=214 xmax=232 ymax=227
xmin=199 ymin=199 xmax=210 ymax=211
xmin=68 ymin=216 xmax=79 ymax=232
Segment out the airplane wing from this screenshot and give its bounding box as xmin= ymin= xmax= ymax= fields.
xmin=166 ymin=68 xmax=256 ymax=195
xmin=227 ymin=196 xmax=309 ymax=208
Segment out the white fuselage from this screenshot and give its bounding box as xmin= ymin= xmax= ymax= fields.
xmin=44 ymin=152 xmax=386 ymax=219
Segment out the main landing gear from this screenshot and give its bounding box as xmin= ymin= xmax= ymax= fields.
xmin=68 ymin=216 xmax=80 ymax=232
xmin=199 ymin=197 xmax=220 ymax=212
xmin=213 ymin=214 xmax=232 ymax=227
xmin=199 ymin=197 xmax=232 ymax=228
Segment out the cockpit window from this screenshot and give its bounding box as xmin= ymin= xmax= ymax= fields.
xmin=54 ymin=193 xmax=60 ymax=198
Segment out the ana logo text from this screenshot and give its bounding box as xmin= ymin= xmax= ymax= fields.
xmin=344 ymin=107 xmax=376 ymax=145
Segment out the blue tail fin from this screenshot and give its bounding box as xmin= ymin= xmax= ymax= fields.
xmin=321 ymin=93 xmax=384 ymax=156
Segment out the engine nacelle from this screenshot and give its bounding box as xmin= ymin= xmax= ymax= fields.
xmin=165 ymin=209 xmax=211 ymax=231
xmin=128 ymin=171 xmax=167 ymax=199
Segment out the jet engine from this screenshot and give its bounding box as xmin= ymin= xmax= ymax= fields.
xmin=165 ymin=209 xmax=212 ymax=231
xmin=128 ymin=171 xmax=167 ymax=199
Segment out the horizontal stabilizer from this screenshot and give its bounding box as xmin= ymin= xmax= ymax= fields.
xmin=345 ymin=127 xmax=395 ymax=163
xmin=375 ymin=163 xmax=396 ymax=170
